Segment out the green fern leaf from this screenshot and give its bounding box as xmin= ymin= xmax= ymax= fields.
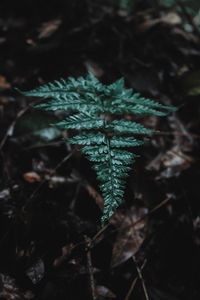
xmin=54 ymin=113 xmax=104 ymax=130
xmin=110 ymin=136 xmax=144 ymax=147
xmin=19 ymin=73 xmax=176 ymax=226
xmin=69 ymin=132 xmax=106 ymax=145
xmin=106 ymin=119 xmax=154 ymax=134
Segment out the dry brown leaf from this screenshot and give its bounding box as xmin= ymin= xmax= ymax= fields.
xmin=84 ymin=60 xmax=104 ymax=78
xmin=23 ymin=171 xmax=41 ymax=183
xmin=53 ymin=243 xmax=74 ymax=267
xmin=110 ymin=207 xmax=148 ymax=267
xmin=0 ymin=98 xmax=10 ymax=104
xmin=0 ymin=75 xmax=11 ymax=89
xmin=26 ymin=39 xmax=36 ymax=47
xmin=0 ymin=37 xmax=6 ymax=44
xmin=160 ymin=12 xmax=181 ymax=25
xmin=146 ymin=148 xmax=195 ymax=179
xmin=171 ymin=27 xmax=199 ymax=43
xmin=0 ymin=273 xmax=26 ymax=300
xmin=26 ymin=259 xmax=45 ymax=284
xmin=138 ymin=19 xmax=160 ymax=32
xmin=96 ymin=285 xmax=116 ymax=298
xmin=38 ymin=19 xmax=62 ymax=39
xmin=138 ymin=12 xmax=181 ymax=32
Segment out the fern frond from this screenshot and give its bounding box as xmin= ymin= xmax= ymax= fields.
xmin=19 ymin=72 xmax=176 ymax=226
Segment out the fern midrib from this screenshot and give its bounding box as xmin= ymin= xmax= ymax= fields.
xmin=106 ymin=134 xmax=115 ymax=201
xmin=102 ymin=104 xmax=116 ymax=213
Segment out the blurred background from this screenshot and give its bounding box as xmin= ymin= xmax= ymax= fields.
xmin=0 ymin=1 xmax=200 ymax=299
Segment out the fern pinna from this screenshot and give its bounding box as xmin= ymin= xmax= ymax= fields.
xmin=20 ymin=73 xmax=176 ymax=225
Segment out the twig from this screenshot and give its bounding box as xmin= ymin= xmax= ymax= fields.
xmin=91 ymin=195 xmax=173 ymax=247
xmin=84 ymin=236 xmax=97 ymax=300
xmin=0 ymin=101 xmax=39 ymax=151
xmin=24 ymin=151 xmax=74 ymax=210
xmin=91 ymin=223 xmax=109 ymax=245
xmin=124 ymin=259 xmax=147 ymax=300
xmin=132 ymin=256 xmax=150 ymax=300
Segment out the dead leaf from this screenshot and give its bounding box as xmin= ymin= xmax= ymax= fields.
xmin=160 ymin=148 xmax=194 ymax=178
xmin=0 ymin=75 xmax=11 ymax=89
xmin=138 ymin=12 xmax=181 ymax=32
xmin=0 ymin=188 xmax=10 ymax=200
xmin=53 ymin=243 xmax=74 ymax=267
xmin=110 ymin=207 xmax=148 ymax=267
xmin=38 ymin=19 xmax=62 ymax=39
xmin=96 ymin=285 xmax=116 ymax=298
xmin=171 ymin=27 xmax=199 ymax=43
xmin=147 ymin=148 xmax=194 ymax=179
xmin=45 ymin=175 xmax=67 ymax=188
xmin=0 ymin=98 xmax=10 ymax=104
xmin=0 ymin=273 xmax=26 ymax=300
xmin=138 ymin=19 xmax=160 ymax=32
xmin=84 ymin=60 xmax=104 ymax=78
xmin=26 ymin=259 xmax=45 ymax=284
xmin=160 ymin=12 xmax=181 ymax=25
xmin=26 ymin=39 xmax=36 ymax=47
xmin=0 ymin=37 xmax=6 ymax=44
xmin=23 ymin=171 xmax=41 ymax=183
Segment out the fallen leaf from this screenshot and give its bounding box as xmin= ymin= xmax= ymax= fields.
xmin=84 ymin=60 xmax=104 ymax=78
xmin=0 ymin=98 xmax=9 ymax=104
xmin=110 ymin=207 xmax=148 ymax=267
xmin=0 ymin=188 xmax=10 ymax=200
xmin=46 ymin=175 xmax=68 ymax=188
xmin=0 ymin=75 xmax=11 ymax=89
xmin=160 ymin=149 xmax=194 ymax=178
xmin=53 ymin=243 xmax=74 ymax=267
xmin=171 ymin=27 xmax=199 ymax=43
xmin=138 ymin=12 xmax=181 ymax=32
xmin=38 ymin=19 xmax=62 ymax=39
xmin=23 ymin=171 xmax=41 ymax=183
xmin=96 ymin=285 xmax=116 ymax=298
xmin=26 ymin=259 xmax=45 ymax=284
xmin=160 ymin=12 xmax=181 ymax=25
xmin=0 ymin=273 xmax=26 ymax=300
xmin=0 ymin=37 xmax=6 ymax=44
xmin=26 ymin=39 xmax=36 ymax=47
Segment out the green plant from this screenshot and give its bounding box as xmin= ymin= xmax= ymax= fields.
xmin=115 ymin=0 xmax=134 ymax=11
xmin=19 ymin=73 xmax=176 ymax=225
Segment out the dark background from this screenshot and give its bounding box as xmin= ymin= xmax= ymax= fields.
xmin=0 ymin=0 xmax=200 ymax=299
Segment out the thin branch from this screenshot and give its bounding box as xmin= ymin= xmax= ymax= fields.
xmin=24 ymin=151 xmax=74 ymax=210
xmin=132 ymin=256 xmax=150 ymax=300
xmin=0 ymin=100 xmax=39 ymax=151
xmin=84 ymin=236 xmax=97 ymax=300
xmin=124 ymin=259 xmax=147 ymax=300
xmin=91 ymin=195 xmax=173 ymax=247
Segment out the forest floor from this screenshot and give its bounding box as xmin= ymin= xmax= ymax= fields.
xmin=0 ymin=1 xmax=200 ymax=299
